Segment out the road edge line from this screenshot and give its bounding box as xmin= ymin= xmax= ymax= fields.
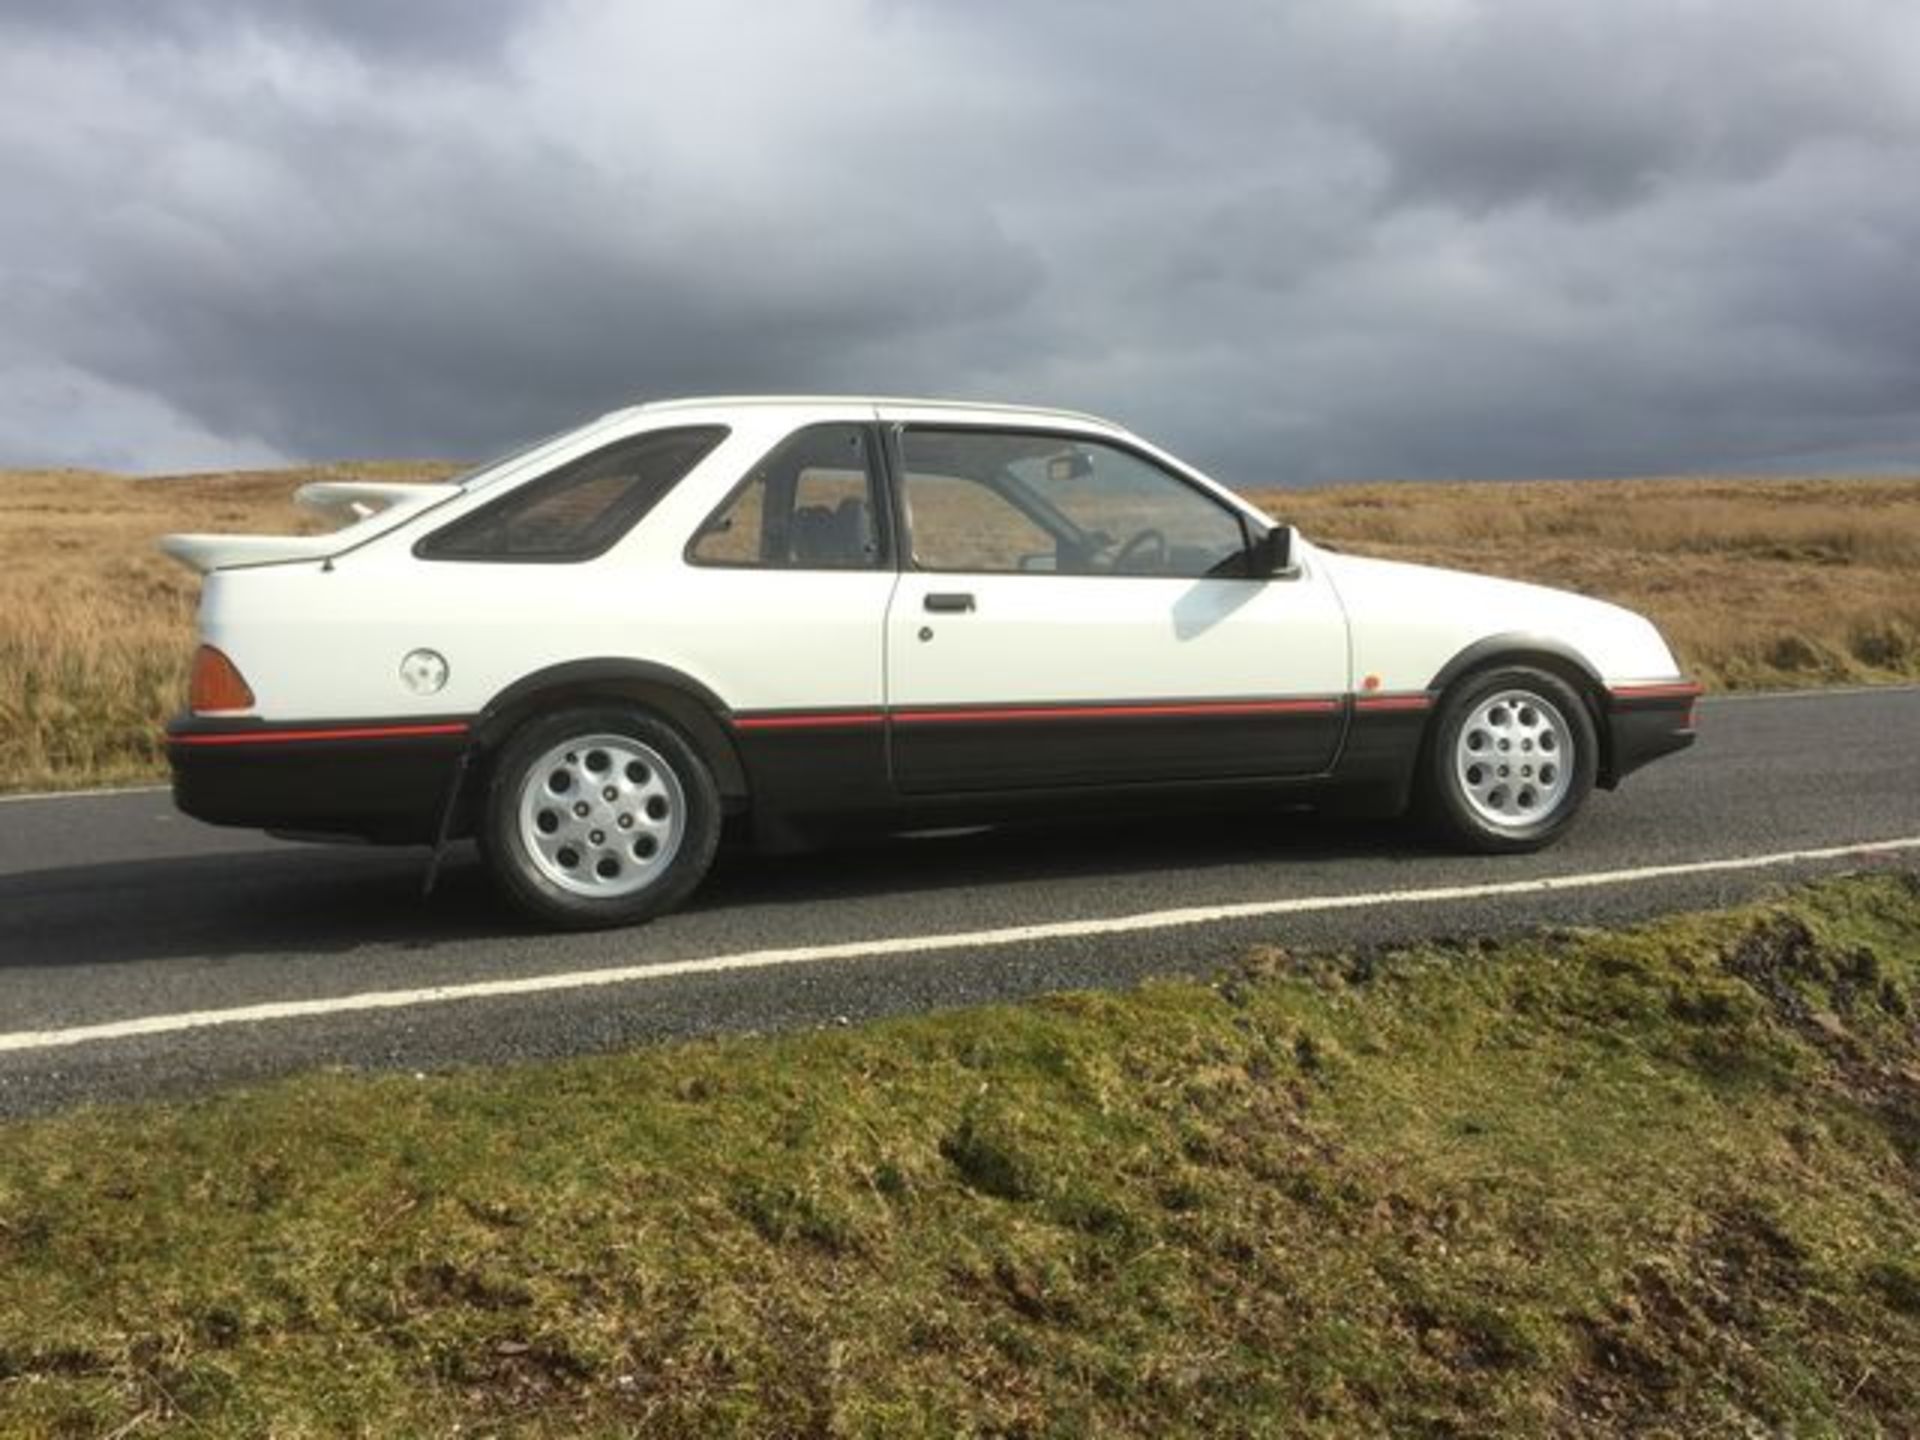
xmin=3 ymin=834 xmax=1918 ymax=1056
xmin=0 ymin=784 xmax=171 ymax=805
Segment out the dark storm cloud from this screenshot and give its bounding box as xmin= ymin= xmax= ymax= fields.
xmin=2 ymin=0 xmax=1918 ymax=480
xmin=1313 ymin=1 xmax=1916 ymax=214
xmin=20 ymin=66 xmax=1046 ymax=459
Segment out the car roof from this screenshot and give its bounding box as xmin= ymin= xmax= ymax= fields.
xmin=629 ymin=394 xmax=1125 ymax=433
xmin=617 ymin=395 xmax=1271 ymax=527
xmin=452 ymin=392 xmax=1274 ymax=531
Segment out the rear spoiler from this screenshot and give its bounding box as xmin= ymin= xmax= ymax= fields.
xmin=295 ymin=479 xmax=453 ymax=525
xmin=159 ymin=481 xmax=458 ymax=575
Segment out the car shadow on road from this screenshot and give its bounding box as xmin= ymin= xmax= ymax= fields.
xmin=695 ymin=809 xmax=1433 ymax=910
xmin=0 ymin=846 xmax=516 ymax=972
xmin=0 ymin=810 xmax=1436 ymax=971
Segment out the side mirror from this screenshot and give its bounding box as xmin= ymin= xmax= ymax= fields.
xmin=1250 ymin=524 xmax=1300 ymax=578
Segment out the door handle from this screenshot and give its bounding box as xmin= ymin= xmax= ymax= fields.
xmin=924 ymin=592 xmax=976 ymax=613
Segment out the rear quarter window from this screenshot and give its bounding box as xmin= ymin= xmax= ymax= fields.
xmin=416 ymin=425 xmax=728 ymax=562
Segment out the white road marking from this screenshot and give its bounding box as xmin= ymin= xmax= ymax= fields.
xmin=3 ymin=835 xmax=1917 ymax=1057
xmin=1702 ymin=684 xmax=1920 ymax=704
xmin=0 ymin=783 xmax=169 ymax=805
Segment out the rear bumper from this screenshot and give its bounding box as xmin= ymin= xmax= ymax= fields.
xmin=166 ymin=715 xmax=472 ymax=843
xmin=1602 ymin=682 xmax=1702 ymax=787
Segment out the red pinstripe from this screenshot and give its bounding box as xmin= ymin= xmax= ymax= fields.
xmin=731 ymin=697 xmax=1351 ymax=731
xmin=170 ymin=722 xmax=470 ymax=747
xmin=1609 ymin=682 xmax=1704 ymax=702
xmin=1352 ymin=694 xmax=1433 ymax=713
xmin=894 ymin=698 xmax=1341 ymax=725
xmin=731 ymin=712 xmax=886 ymax=731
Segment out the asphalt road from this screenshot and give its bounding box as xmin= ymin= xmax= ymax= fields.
xmin=2 ymin=686 xmax=1917 ymax=1117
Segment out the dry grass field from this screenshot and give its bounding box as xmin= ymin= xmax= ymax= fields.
xmin=0 ymin=463 xmax=458 ymax=791
xmin=1256 ymin=475 xmax=1920 ymax=696
xmin=1 ymin=465 xmax=1916 ymax=791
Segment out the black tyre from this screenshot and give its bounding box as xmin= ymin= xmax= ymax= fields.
xmin=1421 ymin=666 xmax=1597 ymax=853
xmin=481 ymin=706 xmax=720 ymax=929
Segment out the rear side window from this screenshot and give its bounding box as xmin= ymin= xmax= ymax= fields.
xmin=687 ymin=424 xmax=885 ymax=570
xmin=417 ymin=425 xmax=727 ymax=562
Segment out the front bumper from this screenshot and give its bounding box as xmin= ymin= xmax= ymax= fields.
xmin=1601 ymin=681 xmax=1701 ymax=787
xmin=166 ymin=715 xmax=473 ymax=843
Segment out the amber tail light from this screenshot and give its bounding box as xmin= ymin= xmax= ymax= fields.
xmin=189 ymin=645 xmax=256 ymax=713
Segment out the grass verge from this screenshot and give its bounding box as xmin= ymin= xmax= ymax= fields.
xmin=3 ymin=872 xmax=1919 ymax=1435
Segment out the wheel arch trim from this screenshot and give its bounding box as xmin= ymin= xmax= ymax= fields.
xmin=1425 ymin=633 xmax=1605 ymax=694
xmin=471 ymin=659 xmax=749 ymax=801
xmin=1423 ymin=633 xmax=1617 ymax=784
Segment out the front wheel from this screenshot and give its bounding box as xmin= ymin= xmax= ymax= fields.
xmin=1421 ymin=666 xmax=1597 ymax=853
xmin=481 ymin=706 xmax=721 ymax=929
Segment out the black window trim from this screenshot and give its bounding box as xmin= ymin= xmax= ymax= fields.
xmin=884 ymin=422 xmax=1260 ymax=581
xmin=414 ymin=424 xmax=730 ymax=565
xmin=682 ymin=421 xmax=899 ymax=573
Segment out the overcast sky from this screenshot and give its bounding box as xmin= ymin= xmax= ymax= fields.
xmin=3 ymin=0 xmax=1918 ymax=484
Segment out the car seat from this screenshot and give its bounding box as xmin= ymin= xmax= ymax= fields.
xmin=788 ymin=498 xmax=872 ymax=567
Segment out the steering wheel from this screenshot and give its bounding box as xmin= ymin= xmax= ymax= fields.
xmin=1110 ymin=527 xmax=1169 ymax=574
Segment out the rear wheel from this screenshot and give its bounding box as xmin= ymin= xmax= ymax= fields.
xmin=482 ymin=706 xmax=720 ymax=928
xmin=1422 ymin=666 xmax=1596 ymax=853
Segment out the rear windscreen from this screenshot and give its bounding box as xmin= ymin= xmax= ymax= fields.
xmin=416 ymin=425 xmax=728 ymax=562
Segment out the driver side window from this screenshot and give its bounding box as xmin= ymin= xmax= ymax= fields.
xmin=899 ymin=428 xmax=1251 ymax=578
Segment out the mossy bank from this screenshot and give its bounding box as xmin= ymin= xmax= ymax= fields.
xmin=3 ymin=872 xmax=1918 ymax=1435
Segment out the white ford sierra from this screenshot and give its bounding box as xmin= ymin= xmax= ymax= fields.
xmin=163 ymin=396 xmax=1699 ymax=928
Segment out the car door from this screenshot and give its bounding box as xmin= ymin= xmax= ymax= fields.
xmin=882 ymin=424 xmax=1350 ymax=795
xmin=677 ymin=420 xmax=901 ymax=813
